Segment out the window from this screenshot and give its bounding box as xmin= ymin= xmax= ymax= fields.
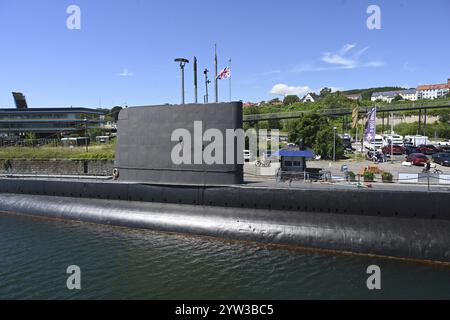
xmin=284 ymin=161 xmax=293 ymax=167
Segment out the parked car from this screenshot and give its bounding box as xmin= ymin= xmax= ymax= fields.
xmin=432 ymin=153 xmax=450 ymax=167
xmin=405 ymin=146 xmax=418 ymax=155
xmin=406 ymin=153 xmax=429 ymax=166
xmin=416 ymin=144 xmax=439 ymax=155
xmin=382 ymin=145 xmax=405 ymax=155
xmin=438 ymin=140 xmax=450 ymax=147
xmin=438 ymin=146 xmax=450 ymax=153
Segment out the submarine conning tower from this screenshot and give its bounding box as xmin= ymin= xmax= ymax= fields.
xmin=114 ymin=102 xmax=244 ymax=185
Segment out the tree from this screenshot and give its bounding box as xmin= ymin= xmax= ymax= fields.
xmin=439 ymin=113 xmax=450 ymax=124
xmin=268 ymin=119 xmax=282 ymax=130
xmin=392 ymin=95 xmax=403 ymax=102
xmin=286 ymin=113 xmax=344 ymax=160
xmin=321 ymin=91 xmax=356 ymax=109
xmin=111 ymin=106 xmax=123 ymax=123
xmin=283 ymin=95 xmax=300 ymax=106
xmin=268 ymin=98 xmax=281 ymax=105
xmin=89 ymin=128 xmax=104 ymax=138
xmin=320 ymin=87 xmax=333 ymax=98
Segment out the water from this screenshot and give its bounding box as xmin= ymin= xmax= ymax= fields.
xmin=0 ymin=212 xmax=449 ymax=300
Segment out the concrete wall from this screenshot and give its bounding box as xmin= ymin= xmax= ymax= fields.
xmin=115 ymin=103 xmax=244 ymax=185
xmin=0 ymin=159 xmax=114 ymax=176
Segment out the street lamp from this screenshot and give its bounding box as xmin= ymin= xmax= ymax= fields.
xmin=174 ymin=58 xmax=190 ymax=104
xmin=333 ymin=127 xmax=337 ymax=162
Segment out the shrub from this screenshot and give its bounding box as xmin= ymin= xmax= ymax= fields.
xmin=347 ymin=171 xmax=356 ymax=182
xmin=382 ymin=172 xmax=393 ymax=183
xmin=364 ymin=171 xmax=375 ymax=182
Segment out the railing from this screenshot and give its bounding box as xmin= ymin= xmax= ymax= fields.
xmin=244 ymin=99 xmax=450 ymax=122
xmin=274 ymin=169 xmax=450 ymax=189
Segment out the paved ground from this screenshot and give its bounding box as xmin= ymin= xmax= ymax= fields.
xmin=244 ymin=153 xmax=450 ymax=192
xmin=244 ymin=176 xmax=450 ymax=192
xmin=310 ymin=155 xmax=450 ymax=176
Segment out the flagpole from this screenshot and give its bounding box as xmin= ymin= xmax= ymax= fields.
xmin=193 ymin=56 xmax=198 ymax=104
xmin=229 ymin=58 xmax=232 ymax=102
xmin=214 ymin=44 xmax=218 ymax=103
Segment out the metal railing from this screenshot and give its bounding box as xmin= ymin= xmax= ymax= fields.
xmin=244 ymin=99 xmax=450 ymax=122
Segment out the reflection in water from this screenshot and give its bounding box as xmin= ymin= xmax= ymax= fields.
xmin=0 ymin=213 xmax=449 ymax=300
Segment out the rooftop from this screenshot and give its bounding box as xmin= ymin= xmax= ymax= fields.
xmin=0 ymin=107 xmax=105 ymax=115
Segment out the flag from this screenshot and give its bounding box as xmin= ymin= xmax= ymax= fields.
xmin=216 ymin=67 xmax=230 ymax=80
xmin=364 ymin=107 xmax=377 ymax=142
xmin=352 ymin=107 xmax=359 ymax=129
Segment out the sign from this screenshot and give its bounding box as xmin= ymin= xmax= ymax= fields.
xmin=365 ymin=107 xmax=377 ymax=142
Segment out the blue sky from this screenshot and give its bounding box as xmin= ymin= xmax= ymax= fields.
xmin=0 ymin=0 xmax=449 ymax=108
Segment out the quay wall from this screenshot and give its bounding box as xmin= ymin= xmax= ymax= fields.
xmin=0 ymin=159 xmax=114 ymax=176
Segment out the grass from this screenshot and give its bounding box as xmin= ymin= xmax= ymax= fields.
xmin=0 ymin=143 xmax=116 ymax=160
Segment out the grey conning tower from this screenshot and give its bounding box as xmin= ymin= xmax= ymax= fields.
xmin=115 ymin=102 xmax=244 ymax=185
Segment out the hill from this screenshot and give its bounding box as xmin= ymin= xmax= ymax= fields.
xmin=342 ymin=87 xmax=408 ymax=101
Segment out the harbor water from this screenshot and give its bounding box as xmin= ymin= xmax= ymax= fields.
xmin=0 ymin=212 xmax=449 ymax=300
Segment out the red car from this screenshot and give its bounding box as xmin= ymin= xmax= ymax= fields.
xmin=406 ymin=153 xmax=429 ymax=166
xmin=416 ymin=145 xmax=439 ymax=155
xmin=382 ymin=145 xmax=405 ymax=155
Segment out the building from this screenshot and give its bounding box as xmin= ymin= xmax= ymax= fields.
xmin=0 ymin=107 xmax=106 ymax=138
xmin=0 ymin=92 xmax=106 ymax=138
xmin=301 ymin=93 xmax=320 ymax=103
xmin=399 ymin=89 xmax=418 ymax=101
xmin=345 ymin=94 xmax=363 ymax=101
xmin=417 ymin=79 xmax=450 ymax=100
xmin=243 ymin=102 xmax=257 ymax=108
xmin=371 ymin=89 xmax=418 ymax=103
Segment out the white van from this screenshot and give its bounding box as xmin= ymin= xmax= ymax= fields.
xmin=364 ymin=135 xmax=384 ymax=151
xmin=383 ymin=133 xmax=404 ymax=146
xmin=404 ymin=135 xmax=428 ymax=147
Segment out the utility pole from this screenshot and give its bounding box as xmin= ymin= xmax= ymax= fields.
xmin=84 ymin=116 xmax=89 ymax=153
xmin=229 ymin=58 xmax=232 ymax=102
xmin=333 ymin=127 xmax=337 ymax=162
xmin=214 ymin=44 xmax=218 ymax=103
xmin=204 ymin=68 xmax=211 ymax=104
xmin=391 ymin=113 xmax=394 ymax=164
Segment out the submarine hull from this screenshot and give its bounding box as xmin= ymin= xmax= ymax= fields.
xmin=1 ymin=193 xmax=449 ymax=264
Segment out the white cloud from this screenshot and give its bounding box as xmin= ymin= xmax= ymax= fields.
xmin=365 ymin=61 xmax=384 ymax=67
xmin=293 ymin=44 xmax=384 ymax=73
xmin=117 ymin=69 xmax=133 ymax=77
xmin=257 ymin=70 xmax=282 ymax=76
xmin=321 ymin=44 xmax=383 ymax=70
xmin=269 ymin=84 xmax=311 ymax=97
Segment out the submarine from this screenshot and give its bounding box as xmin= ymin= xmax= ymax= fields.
xmin=0 ymin=102 xmax=449 ymax=264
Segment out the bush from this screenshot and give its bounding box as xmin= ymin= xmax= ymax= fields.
xmin=364 ymin=171 xmax=375 ymax=182
xmin=382 ymin=172 xmax=393 ymax=183
xmin=283 ymin=95 xmax=300 ymax=106
xmin=347 ymin=171 xmax=356 ymax=182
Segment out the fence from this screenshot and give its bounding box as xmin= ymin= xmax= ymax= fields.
xmin=275 ymin=169 xmax=450 ymax=188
